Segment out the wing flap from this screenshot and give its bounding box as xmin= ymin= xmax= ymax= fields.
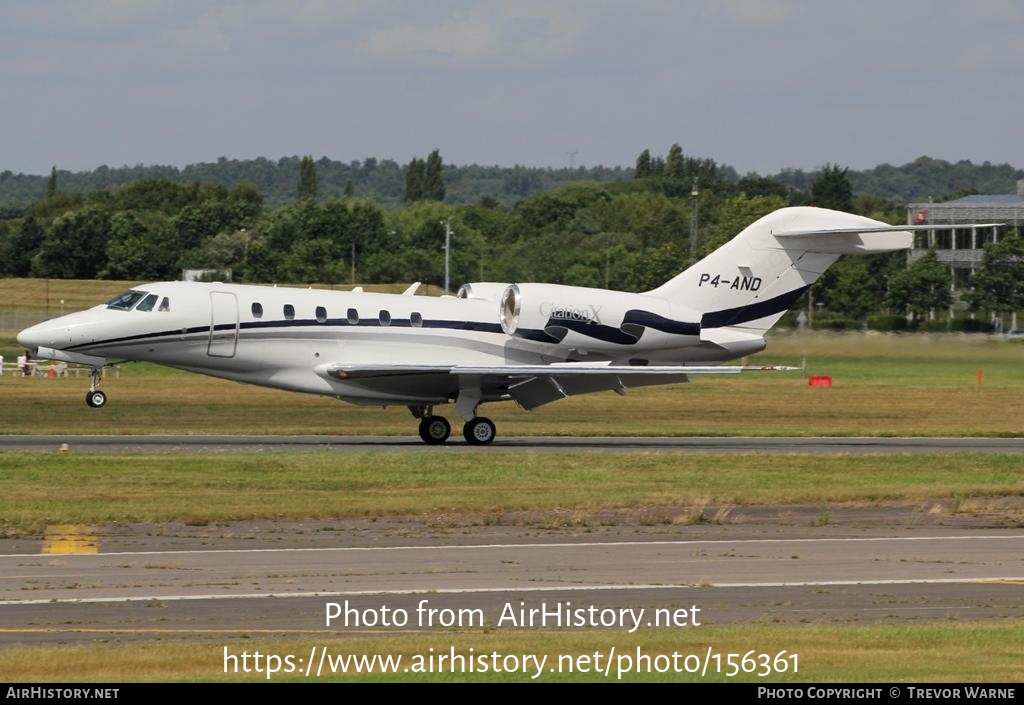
xmin=508 ymin=376 xmax=567 ymax=410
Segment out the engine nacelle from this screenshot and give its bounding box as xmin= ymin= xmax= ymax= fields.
xmin=456 ymin=282 xmax=512 ymax=301
xmin=499 ymin=283 xmax=701 ymax=351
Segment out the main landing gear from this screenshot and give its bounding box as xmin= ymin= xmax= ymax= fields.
xmin=84 ymin=367 xmax=107 ymax=408
xmin=463 ymin=417 xmax=496 ymax=445
xmin=410 ymin=406 xmax=497 ymax=446
xmin=418 ymin=415 xmax=451 ymax=445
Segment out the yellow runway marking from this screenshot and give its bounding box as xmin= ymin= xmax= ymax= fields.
xmin=41 ymin=525 xmax=98 ymax=554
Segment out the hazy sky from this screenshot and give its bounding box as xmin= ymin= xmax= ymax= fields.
xmin=3 ymin=0 xmax=1022 ymax=176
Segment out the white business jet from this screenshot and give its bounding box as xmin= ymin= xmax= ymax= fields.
xmin=16 ymin=206 xmax=968 ymax=445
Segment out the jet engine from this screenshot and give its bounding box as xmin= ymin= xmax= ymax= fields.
xmin=456 ymin=282 xmax=512 ymax=301
xmin=499 ymin=283 xmax=701 ymax=351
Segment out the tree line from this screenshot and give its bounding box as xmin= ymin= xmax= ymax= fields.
xmin=0 ymin=147 xmax=1021 ymax=330
xmin=2 ymin=153 xmax=1021 ymax=212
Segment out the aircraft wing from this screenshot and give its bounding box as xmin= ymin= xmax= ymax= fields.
xmin=323 ymin=362 xmax=795 ymax=379
xmin=321 ymin=362 xmax=796 ymax=410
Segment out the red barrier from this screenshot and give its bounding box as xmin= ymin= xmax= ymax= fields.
xmin=807 ymin=375 xmax=832 ymax=387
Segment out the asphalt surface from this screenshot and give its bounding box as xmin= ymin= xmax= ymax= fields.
xmin=1 ymin=502 xmax=1022 ymax=646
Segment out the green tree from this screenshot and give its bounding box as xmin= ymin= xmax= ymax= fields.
xmin=886 ymin=250 xmax=952 ymax=321
xmin=31 ymin=206 xmax=112 ymax=278
xmin=665 ymin=144 xmax=684 ymax=180
xmin=281 ymin=238 xmax=346 ymax=284
xmin=187 ymin=228 xmax=253 ymax=276
xmin=634 ymin=149 xmax=652 ymax=178
xmin=47 ymin=166 xmax=58 ymax=197
xmin=100 ymin=212 xmax=177 ymax=280
xmin=966 ymin=232 xmax=1024 ymax=326
xmin=511 ymin=182 xmax=612 ymax=236
xmin=629 ymin=242 xmax=684 ymax=291
xmin=424 ymin=149 xmax=446 ymax=201
xmin=701 ymin=194 xmax=788 ymax=255
xmin=4 ymin=216 xmax=46 ymax=276
xmin=404 ymin=157 xmax=426 ymax=203
xmin=810 ymin=163 xmax=853 ymax=211
xmin=242 ymin=239 xmax=283 ymax=283
xmin=298 ymin=155 xmax=317 ymax=200
xmin=821 ymin=258 xmax=876 ymax=320
xmin=736 ymin=174 xmax=792 ymax=200
xmin=589 ymin=191 xmax=686 ymax=252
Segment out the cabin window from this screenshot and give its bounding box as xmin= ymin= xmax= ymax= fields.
xmin=378 ymin=309 xmax=391 ymax=327
xmin=158 ymin=297 xmax=170 ymax=312
xmin=410 ymin=311 xmax=423 ymax=328
xmin=284 ymin=304 xmax=295 ymax=320
xmin=315 ymin=306 xmax=327 ymax=323
xmin=105 ymin=290 xmax=147 ymax=311
xmin=252 ymin=302 xmax=263 ymax=319
xmin=135 ymin=293 xmax=159 ymax=312
xmin=347 ymin=308 xmax=359 ymax=325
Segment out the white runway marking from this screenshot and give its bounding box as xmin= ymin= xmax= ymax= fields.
xmin=2 ymin=533 xmax=1022 ymax=559
xmin=1 ymin=577 xmax=1021 ymax=606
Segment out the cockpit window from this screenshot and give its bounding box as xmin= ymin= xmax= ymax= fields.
xmin=135 ymin=293 xmax=159 ymax=312
xmin=106 ymin=290 xmax=148 ymax=310
xmin=158 ymin=297 xmax=170 ymax=312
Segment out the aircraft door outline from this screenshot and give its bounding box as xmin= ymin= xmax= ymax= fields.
xmin=208 ymin=291 xmax=239 ymax=358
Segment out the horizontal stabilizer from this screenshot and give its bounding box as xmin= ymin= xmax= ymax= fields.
xmin=773 ymin=223 xmax=1002 ymax=237
xmin=772 ymin=222 xmax=1003 ymax=255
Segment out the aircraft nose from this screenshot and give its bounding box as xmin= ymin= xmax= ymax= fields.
xmin=17 ymin=321 xmax=67 ymax=353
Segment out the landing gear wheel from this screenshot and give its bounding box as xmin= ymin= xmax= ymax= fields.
xmin=463 ymin=417 xmax=496 ymax=445
xmin=85 ymin=390 xmax=107 ymax=408
xmin=418 ymin=415 xmax=451 ymax=445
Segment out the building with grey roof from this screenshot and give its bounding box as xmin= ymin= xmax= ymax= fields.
xmin=906 ymin=179 xmax=1024 ymax=291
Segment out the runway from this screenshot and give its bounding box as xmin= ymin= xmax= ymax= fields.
xmin=1 ymin=434 xmax=1023 ymax=453
xmin=1 ymin=503 xmax=1022 ymax=646
xmin=2 ymin=434 xmax=1022 ymax=647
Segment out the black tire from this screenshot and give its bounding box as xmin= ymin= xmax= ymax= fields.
xmin=418 ymin=415 xmax=451 ymax=444
xmin=463 ymin=417 xmax=496 ymax=445
xmin=85 ymin=390 xmax=107 ymax=408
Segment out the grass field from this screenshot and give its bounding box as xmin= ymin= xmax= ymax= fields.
xmin=1 ymin=451 xmax=1022 ymax=534
xmin=1 ymin=330 xmax=1021 ymax=437
xmin=1 ymin=621 xmax=1022 ymax=682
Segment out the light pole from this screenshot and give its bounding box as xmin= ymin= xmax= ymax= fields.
xmin=689 ymin=177 xmax=700 ymax=266
xmin=440 ymin=219 xmax=453 ymax=294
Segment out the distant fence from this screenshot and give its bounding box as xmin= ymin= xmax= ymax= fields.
xmin=0 ymin=358 xmax=120 ymax=378
xmin=0 ymin=311 xmax=55 ymax=332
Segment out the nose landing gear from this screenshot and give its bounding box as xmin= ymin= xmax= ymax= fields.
xmin=84 ymin=367 xmax=107 ymax=408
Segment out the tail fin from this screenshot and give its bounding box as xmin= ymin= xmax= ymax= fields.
xmin=646 ymin=206 xmax=912 ymax=337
